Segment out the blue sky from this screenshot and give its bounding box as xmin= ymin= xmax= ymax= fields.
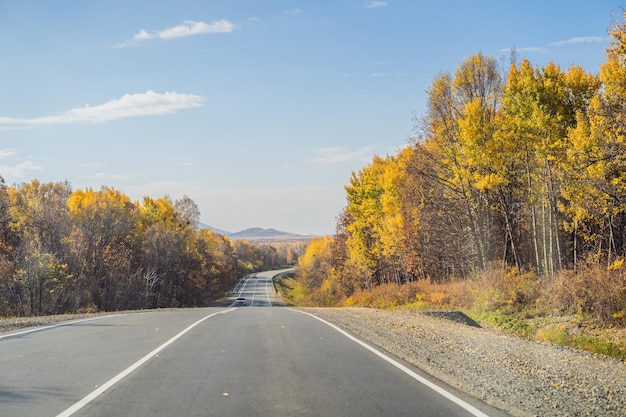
xmin=0 ymin=1 xmax=621 ymax=236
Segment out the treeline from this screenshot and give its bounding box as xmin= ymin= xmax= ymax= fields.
xmin=0 ymin=179 xmax=302 ymax=316
xmin=296 ymin=11 xmax=626 ymax=323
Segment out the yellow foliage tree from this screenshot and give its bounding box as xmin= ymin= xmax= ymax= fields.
xmin=297 ymin=235 xmax=333 ymax=290
xmin=67 ymin=187 xmax=137 ymax=310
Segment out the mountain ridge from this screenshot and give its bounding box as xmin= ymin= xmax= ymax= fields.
xmin=197 ymin=223 xmax=314 ymax=241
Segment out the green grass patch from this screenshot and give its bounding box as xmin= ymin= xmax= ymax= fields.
xmin=468 ymin=311 xmax=626 ymax=360
xmin=536 ymin=325 xmax=626 ymax=360
xmin=571 ymin=336 xmax=625 ymax=359
xmin=468 ymin=311 xmax=538 ymax=338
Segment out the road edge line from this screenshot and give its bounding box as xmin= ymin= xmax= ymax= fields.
xmin=55 ymin=308 xmax=233 ymax=417
xmin=0 ymin=315 xmax=119 ymax=340
xmin=289 ymin=308 xmax=491 ymax=417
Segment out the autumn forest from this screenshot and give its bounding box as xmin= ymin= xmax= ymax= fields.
xmin=0 ymin=182 xmax=301 ymax=316
xmin=294 ymin=11 xmax=626 ymax=339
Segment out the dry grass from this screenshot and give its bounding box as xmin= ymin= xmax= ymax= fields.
xmin=543 ymin=258 xmax=626 ymax=325
xmin=291 ymin=261 xmax=626 ymax=359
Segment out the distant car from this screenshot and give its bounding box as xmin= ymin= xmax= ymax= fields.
xmin=234 ymin=297 xmax=247 ymax=306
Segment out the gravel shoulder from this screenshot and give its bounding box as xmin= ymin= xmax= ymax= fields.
xmin=0 ymin=312 xmax=111 ymax=335
xmin=303 ymin=307 xmax=626 ymax=417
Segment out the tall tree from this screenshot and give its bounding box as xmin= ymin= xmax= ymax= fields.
xmin=7 ymin=180 xmax=72 ymax=314
xmin=0 ymin=175 xmax=10 ymax=243
xmin=344 ymin=155 xmax=389 ymax=288
xmin=66 ymin=187 xmax=137 ymax=311
xmin=413 ymin=54 xmax=504 ymax=275
xmin=561 ymin=10 xmax=626 ymax=266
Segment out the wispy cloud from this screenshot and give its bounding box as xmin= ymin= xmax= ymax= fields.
xmin=0 ymin=149 xmax=43 ymax=179
xmin=364 ymin=1 xmax=388 ymax=8
xmin=0 ymin=90 xmax=205 ymax=127
xmin=83 ymin=172 xmax=134 ymax=181
xmin=310 ymin=146 xmax=375 ymax=164
xmin=115 ymin=20 xmax=234 ymax=47
xmin=501 ymin=46 xmax=549 ymax=54
xmin=371 ymin=72 xmax=406 ymax=78
xmin=502 ymin=35 xmax=605 ymax=56
xmin=0 ymin=160 xmax=43 ymax=179
xmin=285 ymin=8 xmax=301 ymax=15
xmin=548 ymin=36 xmax=605 ymax=47
xmin=0 ymin=148 xmax=18 ymax=160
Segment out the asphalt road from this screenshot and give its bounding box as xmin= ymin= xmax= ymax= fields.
xmin=1 ymin=271 xmax=509 ymax=417
xmin=227 ymin=269 xmax=289 ymax=307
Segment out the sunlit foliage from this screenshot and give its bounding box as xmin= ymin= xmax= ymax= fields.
xmin=295 ymin=12 xmax=626 ymax=326
xmin=0 ymin=180 xmax=296 ymax=316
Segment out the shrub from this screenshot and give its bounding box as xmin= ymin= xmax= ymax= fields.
xmin=544 ymin=256 xmax=626 ymax=325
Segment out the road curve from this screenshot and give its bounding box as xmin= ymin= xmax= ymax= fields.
xmin=0 ymin=273 xmax=510 ymax=417
xmin=227 ymin=269 xmax=290 ymax=307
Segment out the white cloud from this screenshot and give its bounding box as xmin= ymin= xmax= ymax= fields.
xmin=310 ymin=146 xmax=375 ymax=164
xmin=133 ymin=29 xmax=154 ymax=41
xmin=364 ymin=1 xmax=388 ymax=8
xmin=0 ymin=149 xmax=43 ymax=180
xmin=548 ymin=36 xmax=605 ymax=47
xmin=285 ymin=8 xmax=301 ymax=15
xmin=0 ymin=160 xmax=43 ymax=179
xmin=116 ymin=20 xmax=234 ymax=47
xmin=157 ymin=20 xmax=234 ymax=39
xmin=501 ymin=36 xmax=604 ymax=56
xmin=0 ymin=148 xmax=18 ymax=159
xmin=0 ymin=90 xmax=205 ymax=127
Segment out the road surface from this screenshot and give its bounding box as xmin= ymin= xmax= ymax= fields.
xmin=0 ymin=270 xmax=509 ymax=417
xmin=227 ymin=269 xmax=288 ymax=307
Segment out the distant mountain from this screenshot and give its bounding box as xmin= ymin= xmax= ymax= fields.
xmin=197 ymin=222 xmax=232 ymax=236
xmin=230 ymin=227 xmax=312 ymax=241
xmin=196 ymin=223 xmax=313 ymax=241
xmin=230 ymin=227 xmax=287 ymax=238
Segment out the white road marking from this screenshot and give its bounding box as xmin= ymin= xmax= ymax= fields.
xmin=237 ymin=275 xmax=252 ymax=297
xmin=238 ymin=274 xmax=259 ymax=306
xmin=265 ymin=278 xmax=273 ymax=307
xmin=55 ymin=309 xmax=233 ymax=417
xmin=0 ymin=315 xmax=118 ymax=340
xmin=290 ymin=309 xmax=491 ymax=417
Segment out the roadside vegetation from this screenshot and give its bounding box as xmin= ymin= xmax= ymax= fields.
xmin=288 ymin=249 xmax=626 ymax=360
xmin=290 ymin=11 xmax=626 ymax=360
xmin=0 ymin=181 xmax=302 ymax=316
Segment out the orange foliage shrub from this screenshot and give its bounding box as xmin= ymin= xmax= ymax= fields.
xmin=544 ymin=257 xmax=626 ymax=325
xmin=468 ymin=263 xmax=540 ymax=313
xmin=344 ymin=277 xmax=472 ymax=310
xmin=337 ymin=259 xmax=624 ymax=329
